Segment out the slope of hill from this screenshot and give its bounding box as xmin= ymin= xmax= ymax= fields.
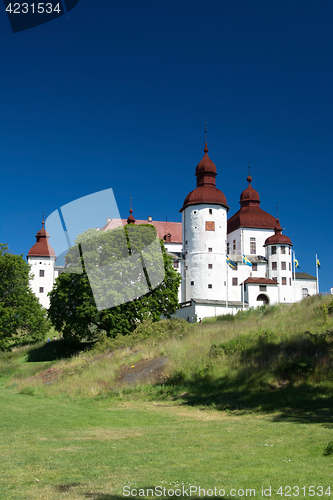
xmin=2 ymin=294 xmax=333 ymax=414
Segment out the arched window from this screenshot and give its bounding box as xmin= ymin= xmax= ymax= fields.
xmin=302 ymin=288 xmax=308 ymax=298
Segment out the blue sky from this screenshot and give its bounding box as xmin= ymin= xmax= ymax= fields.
xmin=0 ymin=0 xmax=332 ymax=292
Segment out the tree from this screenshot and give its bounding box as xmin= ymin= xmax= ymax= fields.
xmin=0 ymin=244 xmax=50 ymax=351
xmin=48 ymin=224 xmax=181 ymax=341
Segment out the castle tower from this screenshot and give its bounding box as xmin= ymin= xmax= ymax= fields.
xmin=180 ymin=142 xmax=229 ymax=302
xmin=264 ymin=219 xmax=294 ymax=303
xmin=27 ymin=217 xmax=56 ymax=309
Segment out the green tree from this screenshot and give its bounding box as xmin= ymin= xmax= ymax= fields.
xmin=0 ymin=244 xmax=50 ymax=351
xmin=48 ymin=225 xmax=181 ymax=341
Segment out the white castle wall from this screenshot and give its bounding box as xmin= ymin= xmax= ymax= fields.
xmin=183 ymin=204 xmax=228 ymax=301
xmin=266 ymin=243 xmax=294 ymax=303
xmin=28 ymin=256 xmax=56 ymax=309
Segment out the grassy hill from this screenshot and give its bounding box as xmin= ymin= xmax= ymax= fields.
xmin=2 ymin=294 xmax=333 ymax=413
xmin=1 ymin=294 xmax=333 ymax=499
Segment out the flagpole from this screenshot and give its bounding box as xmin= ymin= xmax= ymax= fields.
xmin=241 ymin=228 xmax=244 ymax=310
xmin=316 ymin=254 xmax=319 ymax=294
xmin=226 ymin=257 xmax=228 ymax=312
xmin=292 ymin=250 xmax=296 ymax=302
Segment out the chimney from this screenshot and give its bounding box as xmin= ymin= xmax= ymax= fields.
xmin=148 ymin=216 xmax=152 ymax=222
xmin=107 ymin=218 xmax=111 ymax=223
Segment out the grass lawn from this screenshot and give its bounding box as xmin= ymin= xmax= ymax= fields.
xmin=2 ymin=295 xmax=333 ymax=499
xmin=1 ymin=382 xmax=333 ymax=500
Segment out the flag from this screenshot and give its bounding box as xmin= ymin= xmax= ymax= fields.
xmin=317 ymin=259 xmax=321 ymax=269
xmin=294 ymin=258 xmax=300 ymax=268
xmin=226 ymin=255 xmax=236 ymax=269
xmin=242 ymin=254 xmax=252 ymax=267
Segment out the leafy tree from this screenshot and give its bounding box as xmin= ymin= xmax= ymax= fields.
xmin=48 ymin=225 xmax=181 ymax=341
xmin=0 ymin=244 xmax=50 ymax=351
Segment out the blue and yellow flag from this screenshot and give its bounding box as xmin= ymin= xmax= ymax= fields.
xmin=242 ymin=254 xmax=252 ymax=267
xmin=226 ymin=255 xmax=236 ymax=269
xmin=317 ymin=259 xmax=321 ymax=269
xmin=294 ymin=258 xmax=300 ymax=268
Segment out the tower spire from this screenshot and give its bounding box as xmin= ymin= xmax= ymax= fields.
xmin=204 ymin=122 xmax=208 ymax=153
xmin=127 ymin=197 xmax=136 ymax=224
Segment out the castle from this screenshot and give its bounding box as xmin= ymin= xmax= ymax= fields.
xmin=27 ymin=143 xmax=317 ymax=317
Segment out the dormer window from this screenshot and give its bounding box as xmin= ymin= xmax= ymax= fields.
xmin=164 ymin=234 xmax=171 ymax=242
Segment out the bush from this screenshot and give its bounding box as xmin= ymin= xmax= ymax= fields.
xmin=323 ymin=441 xmax=333 ymax=456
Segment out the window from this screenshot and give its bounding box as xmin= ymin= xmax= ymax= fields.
xmin=186 ymin=266 xmax=188 ymax=270
xmin=208 ymin=247 xmax=212 ymax=253
xmin=39 ymin=269 xmax=45 ymax=277
xmin=252 ymin=263 xmax=257 ymax=271
xmin=289 ymin=262 xmax=291 ymax=271
xmin=302 ymin=288 xmax=308 ymax=298
xmin=205 ymin=221 xmax=215 ymax=231
xmin=259 ymin=285 xmax=267 ymax=292
xmin=289 ymin=278 xmax=292 ymax=286
xmin=289 ymin=247 xmax=291 ymax=255
xmin=209 ymin=208 xmax=212 ymax=215
xmin=232 ymin=278 xmax=238 ymax=286
xmin=227 ymin=242 xmax=230 ymax=254
xmin=39 ymin=287 xmax=44 ymax=293
xmin=281 ymin=261 xmax=286 ymax=270
xmin=233 ymin=239 xmax=236 ymax=252
xmin=233 ymin=263 xmax=238 ymax=271
xmin=208 ymin=264 xmax=212 ymax=269
xmin=193 ymin=210 xmax=197 ymax=214
xmin=208 ymin=284 xmax=212 ymax=289
xmin=282 ymin=277 xmax=287 ymax=285
xmin=281 ymin=246 xmax=286 ymax=254
xmin=272 ymin=277 xmax=278 ymax=282
xmin=272 ymin=262 xmax=277 ymax=271
xmin=173 ymin=262 xmax=179 ymax=269
xmin=191 ymin=281 xmax=194 ymax=286
xmin=250 ymin=237 xmax=256 ymax=254
xmin=271 ymin=246 xmax=276 ymax=255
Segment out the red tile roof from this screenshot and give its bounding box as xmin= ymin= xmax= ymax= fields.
xmin=228 ymin=206 xmax=277 ymax=233
xmin=180 ymin=143 xmax=229 ymax=212
xmin=228 ymin=176 xmax=277 ymax=233
xmin=243 ymin=277 xmax=278 ymax=285
xmin=101 ymin=219 xmax=182 ymax=244
xmin=265 ymin=219 xmax=292 ymax=246
xmin=28 ymin=223 xmax=56 ymax=257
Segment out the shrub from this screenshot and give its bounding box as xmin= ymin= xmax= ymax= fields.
xmin=323 ymin=441 xmax=333 ymax=456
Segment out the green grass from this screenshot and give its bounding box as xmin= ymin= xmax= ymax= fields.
xmin=1 ymin=294 xmax=333 ymax=498
xmin=1 ymin=388 xmax=333 ymax=499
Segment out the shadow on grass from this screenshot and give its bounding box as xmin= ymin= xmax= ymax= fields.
xmin=172 ymin=374 xmax=333 ymax=424
xmin=166 ymin=332 xmax=333 ymax=424
xmin=27 ymin=339 xmax=93 ymax=362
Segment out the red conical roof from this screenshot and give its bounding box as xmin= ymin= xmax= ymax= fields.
xmin=264 ymin=219 xmax=293 ymax=246
xmin=180 ymin=142 xmax=229 ymax=212
xmin=240 ymin=175 xmax=260 ymax=206
xmin=227 ymin=175 xmax=277 ymax=233
xmin=127 ymin=208 xmax=136 ymax=225
xmin=27 ymin=217 xmax=56 ymax=257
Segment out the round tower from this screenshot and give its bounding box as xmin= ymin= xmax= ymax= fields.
xmin=264 ymin=219 xmax=294 ymax=303
xmin=180 ymin=142 xmax=229 ymax=302
xmin=27 ymin=216 xmax=56 ymax=309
